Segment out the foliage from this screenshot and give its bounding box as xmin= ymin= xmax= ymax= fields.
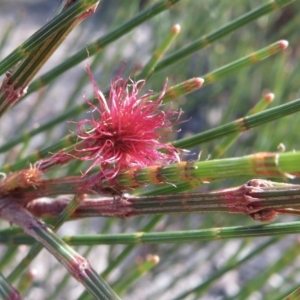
xmin=0 ymin=0 xmax=300 ymax=299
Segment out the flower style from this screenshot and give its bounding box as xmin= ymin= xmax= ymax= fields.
xmin=38 ymin=64 xmax=182 ymax=182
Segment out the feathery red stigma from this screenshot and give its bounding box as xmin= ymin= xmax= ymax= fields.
xmin=38 ymin=64 xmax=182 ymax=182
xmin=75 ymin=65 xmax=181 ymax=179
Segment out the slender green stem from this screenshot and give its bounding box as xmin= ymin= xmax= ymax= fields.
xmin=0 ymin=21 xmax=16 ymax=58
xmin=102 ymin=151 xmax=300 ymax=190
xmin=1 ymin=202 xmax=119 ymax=299
xmin=7 ymin=194 xmax=84 ymax=283
xmin=211 ymin=92 xmax=274 ymax=158
xmin=63 ymin=221 xmax=300 ymax=244
xmin=0 ymin=272 xmax=21 ymax=300
xmin=226 ymin=239 xmax=300 ymax=300
xmin=139 ymin=24 xmax=181 ymax=79
xmin=3 ymin=221 xmax=300 ymax=246
xmin=0 ymin=247 xmax=18 ymax=271
xmin=174 ymin=238 xmax=277 ymax=300
xmin=77 ymin=215 xmax=162 ymax=300
xmin=0 ymin=0 xmax=100 ymax=75
xmin=0 ymin=76 xmax=203 ymax=154
xmin=112 ymin=255 xmax=159 ymax=295
xmin=0 ymin=40 xmax=286 ymax=155
xmin=17 ymin=270 xmax=36 ymax=296
xmin=3 ymin=148 xmax=300 ymax=196
xmin=26 ymin=0 xmax=182 ymax=95
xmin=0 ymin=1 xmax=99 ymax=117
xmin=151 ymin=40 xmax=287 ymax=103
xmin=173 ymin=94 xmax=298 ymax=149
xmin=154 ymin=0 xmax=294 ymax=72
xmin=25 ymin=0 xmax=293 ymax=94
xmin=0 ymin=134 xmax=77 ymax=173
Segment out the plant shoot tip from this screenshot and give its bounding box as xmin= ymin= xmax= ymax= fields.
xmin=264 ymin=92 xmax=274 ymax=103
xmin=278 ymin=40 xmax=289 ymax=50
xmin=195 ymin=77 xmax=205 ymax=87
xmin=172 ymin=24 xmax=181 ymax=34
xmin=147 ymin=254 xmax=160 ymax=264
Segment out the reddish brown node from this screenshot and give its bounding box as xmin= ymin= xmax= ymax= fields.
xmin=249 ymin=209 xmax=278 ymax=222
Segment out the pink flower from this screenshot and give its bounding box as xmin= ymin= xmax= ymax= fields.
xmin=75 ymin=65 xmax=181 ymax=179
xmin=38 ymin=64 xmax=182 ymax=181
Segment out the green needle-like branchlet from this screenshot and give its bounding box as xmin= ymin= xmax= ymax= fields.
xmin=25 ymin=0 xmax=293 ymax=95
xmin=0 ymin=39 xmax=285 ymax=155
xmin=173 ymin=238 xmax=277 ymax=300
xmin=0 ymin=0 xmax=100 ymax=76
xmin=7 ymin=194 xmax=85 ymax=284
xmin=154 ymin=0 xmax=294 ymax=72
xmin=139 ymin=24 xmax=181 ymax=79
xmin=112 ymin=255 xmax=159 ymax=295
xmin=0 ymin=1 xmax=100 ymax=117
xmin=230 ymin=240 xmax=299 ymax=299
xmin=0 ymin=22 xmax=15 ymax=58
xmin=173 ymin=94 xmax=297 ymax=149
xmin=148 ymin=40 xmax=287 ymax=104
xmin=0 ymin=107 xmax=86 ymax=154
xmin=102 ymin=151 xmax=300 ymax=190
xmin=200 ymin=40 xmax=288 ymax=86
xmin=26 ymin=0 xmax=183 ymax=95
xmin=0 ymin=272 xmax=21 ymax=300
xmin=68 ymin=216 xmax=162 ymax=300
xmin=65 ymin=221 xmax=300 ymax=244
xmin=3 ymin=221 xmax=300 ymax=246
xmin=0 ymin=134 xmax=77 ymax=173
xmin=1 ymin=202 xmax=119 ymax=299
xmin=0 ymin=1 xmax=299 ymax=298
xmin=211 ymin=92 xmax=274 ymax=158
